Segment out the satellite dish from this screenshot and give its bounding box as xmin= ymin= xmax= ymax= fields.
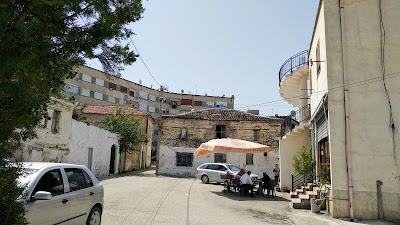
xmin=181 ymin=89 xmax=184 ymax=93
xmin=290 ymin=110 xmax=296 ymax=117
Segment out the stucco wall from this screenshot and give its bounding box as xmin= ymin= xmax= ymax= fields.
xmin=69 ymin=120 xmax=119 ymax=177
xmin=312 ymin=0 xmax=400 ymax=221
xmin=279 ymin=130 xmax=311 ymax=191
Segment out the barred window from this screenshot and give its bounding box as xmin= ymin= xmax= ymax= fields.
xmin=176 ymin=152 xmax=193 ymax=167
xmin=214 ymin=153 xmax=226 ymax=163
xmin=246 ymin=153 xmax=254 ymax=165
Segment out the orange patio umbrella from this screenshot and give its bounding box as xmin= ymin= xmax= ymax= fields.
xmin=194 ymin=138 xmax=272 ymax=157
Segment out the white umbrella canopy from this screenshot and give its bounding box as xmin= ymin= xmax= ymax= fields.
xmin=194 ymin=138 xmax=272 ymax=157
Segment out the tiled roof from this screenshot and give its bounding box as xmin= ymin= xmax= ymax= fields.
xmin=83 ymin=105 xmax=149 ymax=116
xmin=162 ymin=109 xmax=283 ymax=122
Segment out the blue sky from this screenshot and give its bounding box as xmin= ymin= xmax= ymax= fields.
xmin=89 ymin=1 xmax=319 ymax=116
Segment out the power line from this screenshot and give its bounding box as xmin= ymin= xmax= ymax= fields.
xmin=236 ymin=70 xmax=400 ymax=110
xmin=128 ymin=36 xmax=162 ymax=87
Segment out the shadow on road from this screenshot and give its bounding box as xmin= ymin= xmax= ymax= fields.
xmin=209 ymin=190 xmax=290 ymax=202
xmin=98 ymin=164 xmax=157 ymax=181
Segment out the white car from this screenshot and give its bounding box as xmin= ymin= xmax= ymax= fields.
xmin=17 ymin=162 xmax=104 ymax=225
xmin=195 ymin=163 xmax=259 ymax=184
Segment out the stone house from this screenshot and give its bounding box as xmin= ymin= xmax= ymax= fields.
xmin=19 ymin=98 xmax=119 ymax=177
xmin=83 ymin=105 xmax=154 ymax=172
xmin=159 ymin=109 xmax=283 ymax=178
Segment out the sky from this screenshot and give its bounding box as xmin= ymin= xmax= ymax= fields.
xmin=88 ymin=1 xmax=319 ymax=117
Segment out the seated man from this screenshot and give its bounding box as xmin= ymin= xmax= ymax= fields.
xmin=240 ymin=171 xmax=254 ymax=196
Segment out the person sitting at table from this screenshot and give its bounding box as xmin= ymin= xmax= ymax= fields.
xmin=240 ymin=171 xmax=254 ymax=197
xmin=234 ymin=169 xmax=245 ymax=192
xmin=261 ymin=172 xmax=272 ymax=196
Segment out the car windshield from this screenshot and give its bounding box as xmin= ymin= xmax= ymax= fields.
xmin=227 ymin=165 xmax=240 ymax=172
xmin=17 ymin=168 xmax=39 ymax=187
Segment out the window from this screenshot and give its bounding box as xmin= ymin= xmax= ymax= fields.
xmin=120 ymin=86 xmax=128 ymax=93
xmin=253 ymin=127 xmax=260 ymax=142
xmin=176 ymin=152 xmax=193 ymax=167
xmin=64 ymin=83 xmax=79 ymax=94
xmin=51 ymin=110 xmax=61 ymax=133
xmin=199 ymin=164 xmax=208 ymax=169
xmin=95 ymin=78 xmax=104 ymax=86
xmin=206 ymin=102 xmax=214 ymax=107
xmin=216 ymin=125 xmax=226 ymax=139
xmin=32 ymin=169 xmax=64 ymax=197
xmin=139 ymin=91 xmax=148 ymax=99
xmin=65 ymin=168 xmax=93 ymax=192
xmin=180 ymin=128 xmax=188 ymax=139
xmin=139 ymin=102 xmax=147 ymax=111
xmin=170 ymin=100 xmax=178 ymax=109
xmin=148 ymin=106 xmax=155 ymax=113
xmin=316 ymin=40 xmax=321 ymax=76
xmin=94 ymin=92 xmax=103 ymax=100
xmin=149 ymin=95 xmax=156 ymax=102
xmin=80 ymin=88 xmax=90 ymax=97
xmin=194 ymin=101 xmax=203 ymax=106
xmin=214 ymin=153 xmax=226 ymax=163
xmin=246 ymin=153 xmax=254 ymax=165
xmin=82 ymin=74 xmax=92 ymax=82
xmin=129 ymin=91 xmax=135 ymax=97
xmin=109 ymin=82 xmax=117 ymax=90
xmin=216 ymin=102 xmax=227 ymax=109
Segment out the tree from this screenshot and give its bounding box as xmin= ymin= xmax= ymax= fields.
xmin=293 ymin=146 xmax=314 ymax=186
xmin=0 ymin=1 xmax=144 ymax=224
xmin=99 ymin=109 xmax=148 ymax=153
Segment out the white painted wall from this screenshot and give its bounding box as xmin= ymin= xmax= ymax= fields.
xmin=159 ymin=145 xmax=279 ymax=179
xmin=69 ymin=120 xmax=119 ymax=177
xmin=279 ymin=129 xmax=311 ymax=191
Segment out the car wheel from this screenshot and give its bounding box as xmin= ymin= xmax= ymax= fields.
xmin=87 ymin=206 xmax=102 ymax=225
xmin=201 ymin=175 xmax=209 ymax=184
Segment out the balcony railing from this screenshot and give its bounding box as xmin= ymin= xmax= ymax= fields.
xmin=279 ymin=50 xmax=309 ymax=85
xmin=294 ymin=104 xmax=311 ymax=123
xmin=280 ymin=104 xmax=310 ymax=137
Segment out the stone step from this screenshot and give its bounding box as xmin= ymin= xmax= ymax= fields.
xmin=290 ymin=198 xmax=311 ymax=210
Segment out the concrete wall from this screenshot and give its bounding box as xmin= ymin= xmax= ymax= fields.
xmin=159 ymin=116 xmax=283 ymax=178
xmin=69 ymin=120 xmax=119 ymax=177
xmin=311 ymin=0 xmax=400 ymax=221
xmin=279 ymin=129 xmax=311 ymax=191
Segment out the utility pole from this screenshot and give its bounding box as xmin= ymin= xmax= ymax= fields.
xmin=156 ymin=86 xmax=163 ymax=175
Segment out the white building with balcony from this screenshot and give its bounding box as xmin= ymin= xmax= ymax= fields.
xmin=279 ymin=0 xmax=400 ymax=222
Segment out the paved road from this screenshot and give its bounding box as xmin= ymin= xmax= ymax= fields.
xmin=99 ymin=167 xmax=395 ymax=225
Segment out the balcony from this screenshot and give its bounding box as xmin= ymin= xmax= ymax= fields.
xmin=281 ymin=104 xmax=310 ymax=140
xmin=279 ymin=50 xmax=309 ymax=108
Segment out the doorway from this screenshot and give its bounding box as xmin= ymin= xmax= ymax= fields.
xmin=109 ymin=145 xmax=116 ymax=174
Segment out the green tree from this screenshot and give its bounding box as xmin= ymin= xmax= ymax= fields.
xmin=99 ymin=109 xmax=148 ymax=153
xmin=0 ymin=1 xmax=144 ymax=224
xmin=293 ymin=146 xmax=314 ymax=186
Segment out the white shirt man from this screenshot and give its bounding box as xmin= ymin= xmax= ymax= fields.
xmin=240 ymin=171 xmax=253 ymax=185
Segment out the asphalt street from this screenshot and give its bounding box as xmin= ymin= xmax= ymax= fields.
xmin=99 ymin=166 xmax=396 ymax=225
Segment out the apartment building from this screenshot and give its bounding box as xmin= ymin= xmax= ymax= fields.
xmin=64 ymin=65 xmax=235 ymax=155
xmin=278 ymin=0 xmax=400 ymax=222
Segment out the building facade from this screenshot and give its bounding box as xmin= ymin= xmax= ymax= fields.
xmin=18 ymin=98 xmax=119 ymax=177
xmin=159 ymin=109 xmax=283 ymax=178
xmin=64 ymin=65 xmax=235 ymax=156
xmin=279 ymin=0 xmax=400 ymax=222
xmin=83 ymin=105 xmax=154 ymax=172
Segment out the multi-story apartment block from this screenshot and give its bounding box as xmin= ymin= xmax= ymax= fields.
xmin=64 ymin=65 xmax=235 ymax=155
xmin=279 ymin=0 xmax=400 ymax=222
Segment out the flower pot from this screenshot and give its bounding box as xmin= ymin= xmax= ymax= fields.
xmin=311 ymin=198 xmax=321 ymax=213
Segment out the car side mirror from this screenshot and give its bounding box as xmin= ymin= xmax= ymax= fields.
xmin=31 ymin=191 xmax=52 ymax=201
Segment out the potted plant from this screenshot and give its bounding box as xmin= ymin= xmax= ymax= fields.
xmin=311 ymin=165 xmax=330 ymax=213
xmin=293 ymin=146 xmax=314 ymax=191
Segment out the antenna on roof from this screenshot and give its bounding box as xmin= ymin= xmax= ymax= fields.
xmin=139 ymin=79 xmax=142 ymax=85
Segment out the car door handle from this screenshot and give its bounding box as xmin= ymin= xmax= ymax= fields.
xmin=62 ymin=199 xmax=68 ymax=204
xmin=89 ymin=192 xmax=94 ymax=196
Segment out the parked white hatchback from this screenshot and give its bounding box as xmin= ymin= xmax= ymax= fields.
xmin=17 ymin=162 xmax=104 ymax=225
